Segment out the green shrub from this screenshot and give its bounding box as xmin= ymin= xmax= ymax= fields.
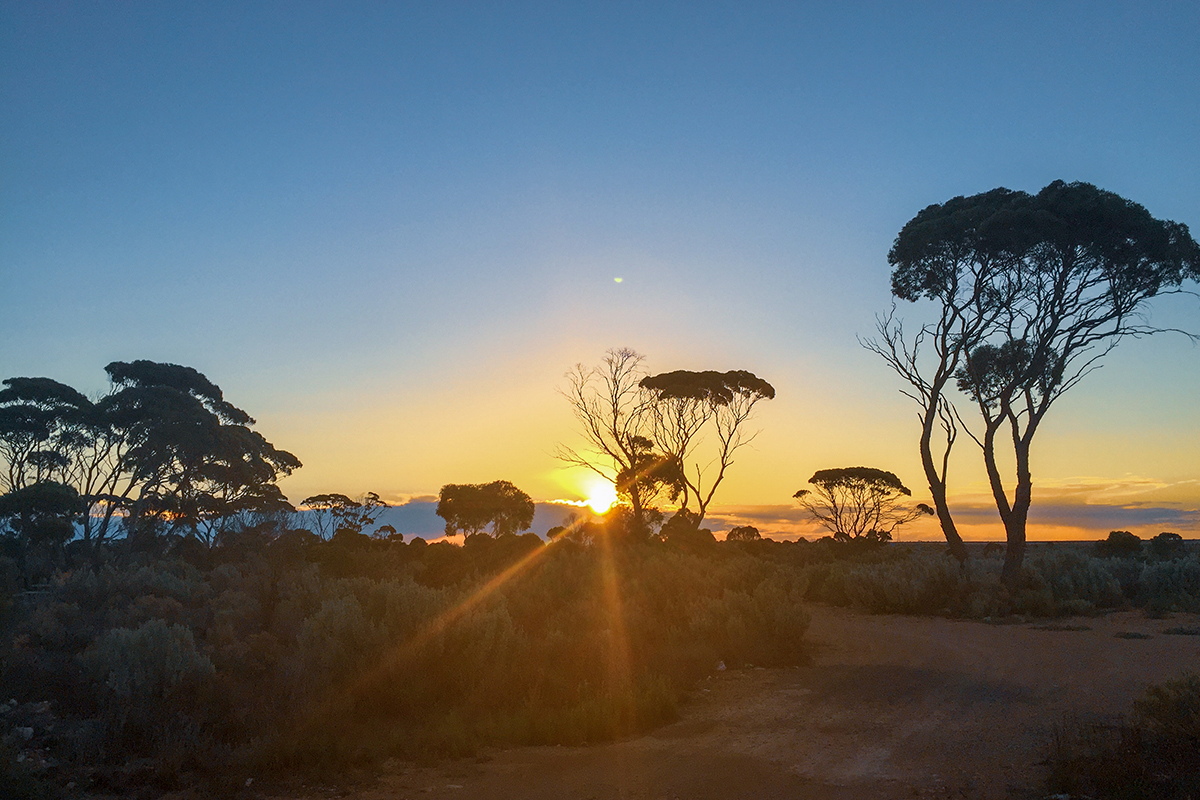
xmin=803 ymin=546 xmax=1141 ymax=618
xmin=5 ymin=534 xmax=820 ymax=788
xmin=1141 ymin=557 xmax=1200 ymax=612
xmin=82 ymin=619 xmax=214 ymax=751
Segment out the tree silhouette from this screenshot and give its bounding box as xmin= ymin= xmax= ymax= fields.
xmin=861 ymin=187 xmax=1026 ymax=561
xmin=868 ymin=181 xmax=1199 ymax=582
xmin=0 ymin=361 xmax=301 ymax=551
xmin=639 ymin=369 xmax=775 ymax=527
xmin=0 ymin=481 xmax=80 ymax=586
xmin=724 ymin=524 xmax=761 ymax=541
xmin=794 ymin=467 xmax=932 ymax=542
xmin=557 ymin=349 xmax=673 ymax=531
xmin=0 ymin=378 xmax=91 ymax=493
xmin=300 ymin=492 xmax=387 ymax=541
xmin=101 ymin=361 xmax=301 ymax=546
xmin=436 ymin=480 xmax=534 ymax=538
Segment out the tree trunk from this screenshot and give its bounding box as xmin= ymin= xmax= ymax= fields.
xmin=1000 ymin=439 xmax=1033 ymax=587
xmin=919 ymin=405 xmax=967 ymax=562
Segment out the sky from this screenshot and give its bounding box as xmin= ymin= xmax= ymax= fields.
xmin=2 ymin=1 xmax=1198 ymax=540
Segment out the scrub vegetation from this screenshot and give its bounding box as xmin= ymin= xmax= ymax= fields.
xmin=3 ymin=515 xmax=1199 ymax=796
xmin=0 ymin=508 xmax=815 ymax=796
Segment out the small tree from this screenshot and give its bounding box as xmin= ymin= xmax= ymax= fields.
xmin=0 ymin=481 xmax=80 ymax=586
xmin=794 ymin=467 xmax=932 ymax=543
xmin=725 ymin=525 xmax=761 ymax=542
xmin=1095 ymin=530 xmax=1143 ymax=559
xmin=300 ymin=492 xmax=387 ymax=541
xmin=436 ymin=480 xmax=534 ymax=538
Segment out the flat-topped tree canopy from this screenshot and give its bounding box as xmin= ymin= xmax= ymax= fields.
xmin=795 ymin=466 xmax=932 ymax=543
xmin=639 ymin=367 xmax=775 ymax=526
xmin=888 ymin=186 xmax=1030 ymax=302
xmin=806 ymin=467 xmax=912 ymax=495
xmin=889 ymin=181 xmax=1200 ymax=306
xmin=639 ymin=370 xmax=775 ymax=403
xmin=0 ymin=377 xmax=92 ymax=412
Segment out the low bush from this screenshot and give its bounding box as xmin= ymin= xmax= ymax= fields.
xmin=1045 ymin=673 xmax=1200 ymax=799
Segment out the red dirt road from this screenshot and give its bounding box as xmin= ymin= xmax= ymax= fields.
xmin=287 ymin=605 xmax=1200 ymax=799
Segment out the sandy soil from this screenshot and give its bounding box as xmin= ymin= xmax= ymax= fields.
xmin=279 ymin=605 xmax=1200 ymax=800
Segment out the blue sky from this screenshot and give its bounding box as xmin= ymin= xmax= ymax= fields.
xmin=2 ymin=2 xmax=1198 ymax=538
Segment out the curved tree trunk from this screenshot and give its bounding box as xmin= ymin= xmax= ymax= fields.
xmin=919 ymin=400 xmax=967 ymax=562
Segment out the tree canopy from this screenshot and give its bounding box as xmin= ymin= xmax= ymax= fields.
xmin=436 ymin=480 xmax=535 ymax=538
xmin=639 ymin=368 xmax=775 ymax=526
xmin=794 ymin=466 xmax=932 ymax=543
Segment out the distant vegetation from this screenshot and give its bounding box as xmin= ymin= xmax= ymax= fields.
xmin=1 ymin=515 xmax=816 ymax=796
xmin=801 ymin=537 xmax=1200 ymax=618
xmin=3 ymin=500 xmax=1198 ymax=796
xmin=793 ymin=466 xmax=933 ymax=545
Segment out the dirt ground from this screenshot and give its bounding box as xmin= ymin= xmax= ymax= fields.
xmin=279 ymin=605 xmax=1200 ymax=800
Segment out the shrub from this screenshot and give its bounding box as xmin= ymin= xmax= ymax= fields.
xmin=1140 ymin=557 xmax=1200 ymax=612
xmin=725 ymin=526 xmax=761 ymax=542
xmin=4 ymin=533 xmax=824 ymax=789
xmin=82 ymin=619 xmax=215 ymax=754
xmin=1096 ymin=530 xmax=1143 ymax=558
xmin=1046 ymin=673 xmax=1200 ymax=799
xmin=1149 ymin=532 xmax=1188 ymax=561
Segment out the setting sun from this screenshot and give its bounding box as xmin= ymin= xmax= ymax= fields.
xmin=585 ymin=480 xmax=619 ymax=514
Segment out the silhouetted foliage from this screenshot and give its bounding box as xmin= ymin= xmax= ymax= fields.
xmin=658 ymin=509 xmax=716 ymax=550
xmin=794 ymin=467 xmax=932 ymax=543
xmin=0 ymin=481 xmax=80 ymax=587
xmin=0 ymin=361 xmax=301 ymax=553
xmin=639 ymin=369 xmax=775 ymax=526
xmin=557 ymin=349 xmax=672 ymax=532
xmin=1096 ymin=530 xmax=1143 ymax=558
xmin=559 ymin=351 xmax=775 ymax=532
xmin=300 ymin=492 xmax=387 ymax=540
xmin=868 ymin=181 xmax=1200 ymax=583
xmin=1150 ymin=532 xmax=1187 ymax=561
xmin=0 ymin=525 xmax=816 ymax=795
xmin=436 ymin=480 xmax=535 ymax=537
xmin=725 ymin=525 xmax=761 ymax=542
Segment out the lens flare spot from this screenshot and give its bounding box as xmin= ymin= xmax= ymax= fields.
xmin=614 ymin=277 xmax=623 ymax=283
